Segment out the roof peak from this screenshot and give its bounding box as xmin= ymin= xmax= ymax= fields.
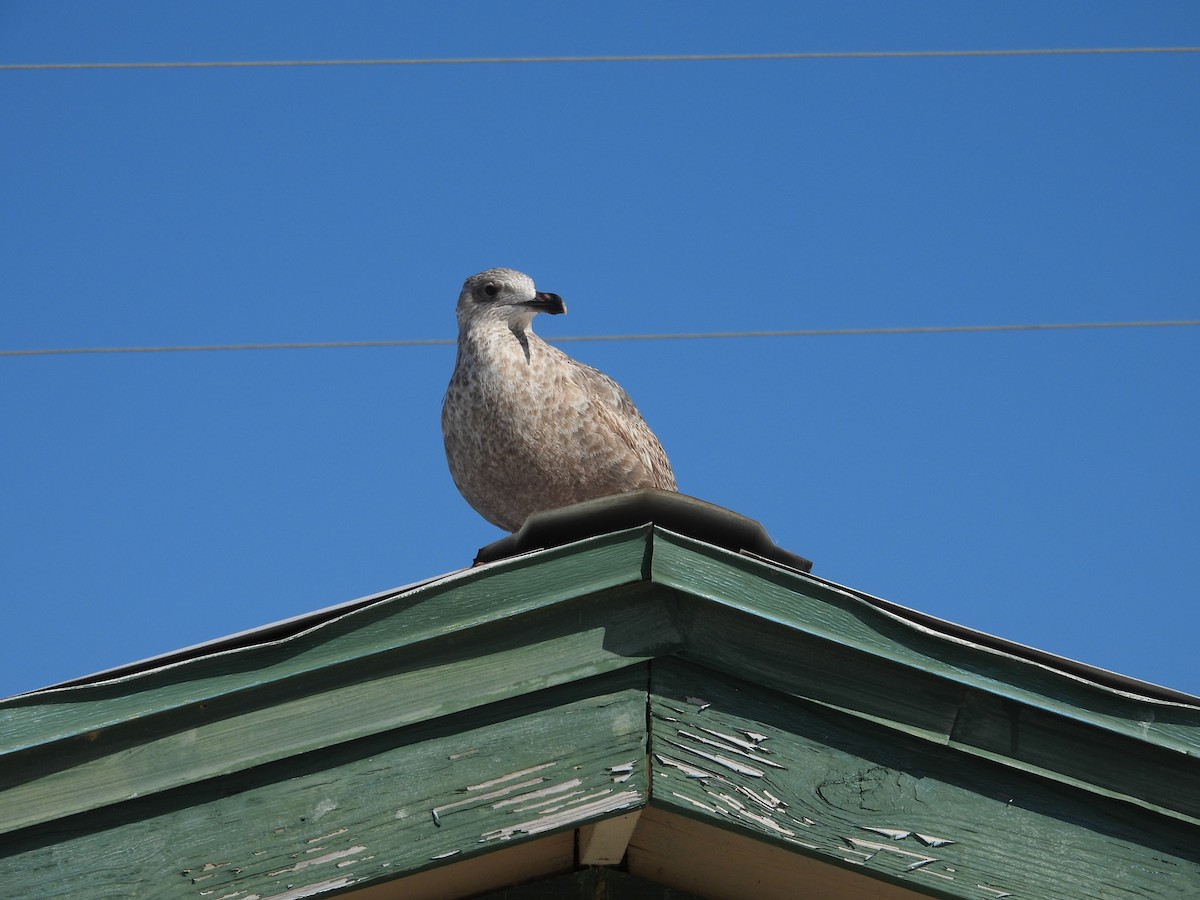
xmin=473 ymin=489 xmax=813 ymax=572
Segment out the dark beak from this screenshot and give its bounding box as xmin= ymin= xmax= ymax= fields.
xmin=526 ymin=291 xmax=566 ymax=315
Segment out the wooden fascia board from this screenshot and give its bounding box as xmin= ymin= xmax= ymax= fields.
xmin=10 ymin=654 xmax=1193 ymax=900
xmin=0 ymin=668 xmax=651 ymax=900
xmin=650 ymin=527 xmax=1200 ymax=751
xmin=0 ymin=527 xmax=651 ymax=755
xmin=647 ymin=527 xmax=1200 ymax=824
xmin=4 ymin=516 xmax=1198 ymax=870
xmin=0 ymin=528 xmax=668 ymax=837
xmin=647 ymin=657 xmax=1200 ymax=899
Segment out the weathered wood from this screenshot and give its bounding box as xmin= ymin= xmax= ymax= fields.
xmin=650 ymin=529 xmax=1200 ymax=822
xmin=0 ymin=527 xmax=651 ymax=755
xmin=649 ymin=658 xmax=1200 ymax=899
xmin=0 ymin=581 xmax=677 ymax=837
xmin=3 ymin=521 xmax=1199 ymax=900
xmin=0 ymin=669 xmax=649 ymax=899
xmin=946 ymin=685 xmax=1200 ymax=823
xmin=652 ymin=528 xmax=1200 ymax=752
xmin=578 ymin=810 xmax=642 ymax=865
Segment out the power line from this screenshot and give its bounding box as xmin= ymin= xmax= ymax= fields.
xmin=3 ymin=46 xmax=1198 ymax=72
xmin=3 ymin=320 xmax=1197 ymax=358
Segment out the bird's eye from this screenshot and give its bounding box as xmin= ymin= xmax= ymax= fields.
xmin=483 ymin=282 xmax=498 ymax=298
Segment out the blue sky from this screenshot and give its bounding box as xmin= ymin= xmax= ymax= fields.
xmin=2 ymin=2 xmax=1198 ymax=699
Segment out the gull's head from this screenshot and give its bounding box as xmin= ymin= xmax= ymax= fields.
xmin=456 ymin=268 xmax=566 ymax=332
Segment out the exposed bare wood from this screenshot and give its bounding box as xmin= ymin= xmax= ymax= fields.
xmin=578 ymin=810 xmax=643 ymax=865
xmin=650 ymin=658 xmax=1200 ymax=898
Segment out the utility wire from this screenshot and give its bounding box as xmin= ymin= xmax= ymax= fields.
xmin=3 ymin=46 xmax=1198 ymax=72
xmin=3 ymin=320 xmax=1197 ymax=358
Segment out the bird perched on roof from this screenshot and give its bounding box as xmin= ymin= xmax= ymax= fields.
xmin=442 ymin=267 xmax=676 ymax=532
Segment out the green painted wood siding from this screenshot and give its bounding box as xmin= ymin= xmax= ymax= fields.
xmin=0 ymin=669 xmax=648 ymax=899
xmin=649 ymin=530 xmax=1200 ymax=823
xmin=651 ymin=658 xmax=1200 ymax=898
xmin=1 ymin=524 xmax=1197 ymax=899
xmin=0 ymin=539 xmax=665 ymax=838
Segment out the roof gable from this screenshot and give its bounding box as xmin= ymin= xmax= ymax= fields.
xmin=2 ymin=496 xmax=1198 ymax=898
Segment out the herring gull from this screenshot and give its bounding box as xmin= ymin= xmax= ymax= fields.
xmin=442 ymin=267 xmax=676 ymax=531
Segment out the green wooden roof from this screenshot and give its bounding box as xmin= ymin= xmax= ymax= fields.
xmin=2 ymin=492 xmax=1198 ymax=899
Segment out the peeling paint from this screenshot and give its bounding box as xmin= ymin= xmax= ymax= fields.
xmin=491 ymin=778 xmax=582 ymax=809
xmin=708 ymin=791 xmax=797 ymax=836
xmin=536 ymin=788 xmax=614 ymax=815
xmin=711 ymin=792 xmax=744 ymax=810
xmin=782 ymin=836 xmax=821 ymax=852
xmin=430 ymin=850 xmax=461 ymax=860
xmin=914 ymin=833 xmax=955 ymax=847
xmin=856 ymin=826 xmax=956 ymax=849
xmin=977 ymin=886 xmax=1012 ymax=898
xmin=433 ymin=776 xmax=547 ymax=819
xmin=509 ymin=789 xmax=585 ymax=813
xmin=844 ymin=836 xmax=939 ymax=872
xmin=662 ymin=737 xmax=765 ymax=777
xmin=479 ymin=789 xmax=640 ymax=842
xmin=307 ymin=828 xmax=348 ymax=844
xmin=693 ymin=725 xmax=760 ymax=752
xmin=654 ymin=753 xmax=715 ymax=780
xmin=466 ymin=761 xmax=556 ymax=792
xmin=606 ymin=761 xmax=636 ymax=783
xmin=675 ymin=728 xmax=786 ymax=769
xmin=732 ymin=806 xmax=795 ymax=836
xmin=671 ymin=791 xmax=720 ymax=814
xmin=761 ymin=789 xmax=785 ymax=808
xmin=266 ymin=847 xmax=366 ymax=877
xmin=735 ymin=784 xmax=786 ymax=811
xmin=859 ymin=827 xmax=911 ymax=841
xmin=914 ymin=867 xmax=956 ymax=882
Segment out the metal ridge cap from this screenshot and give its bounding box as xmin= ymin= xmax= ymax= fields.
xmin=474 ymin=489 xmax=813 ymax=572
